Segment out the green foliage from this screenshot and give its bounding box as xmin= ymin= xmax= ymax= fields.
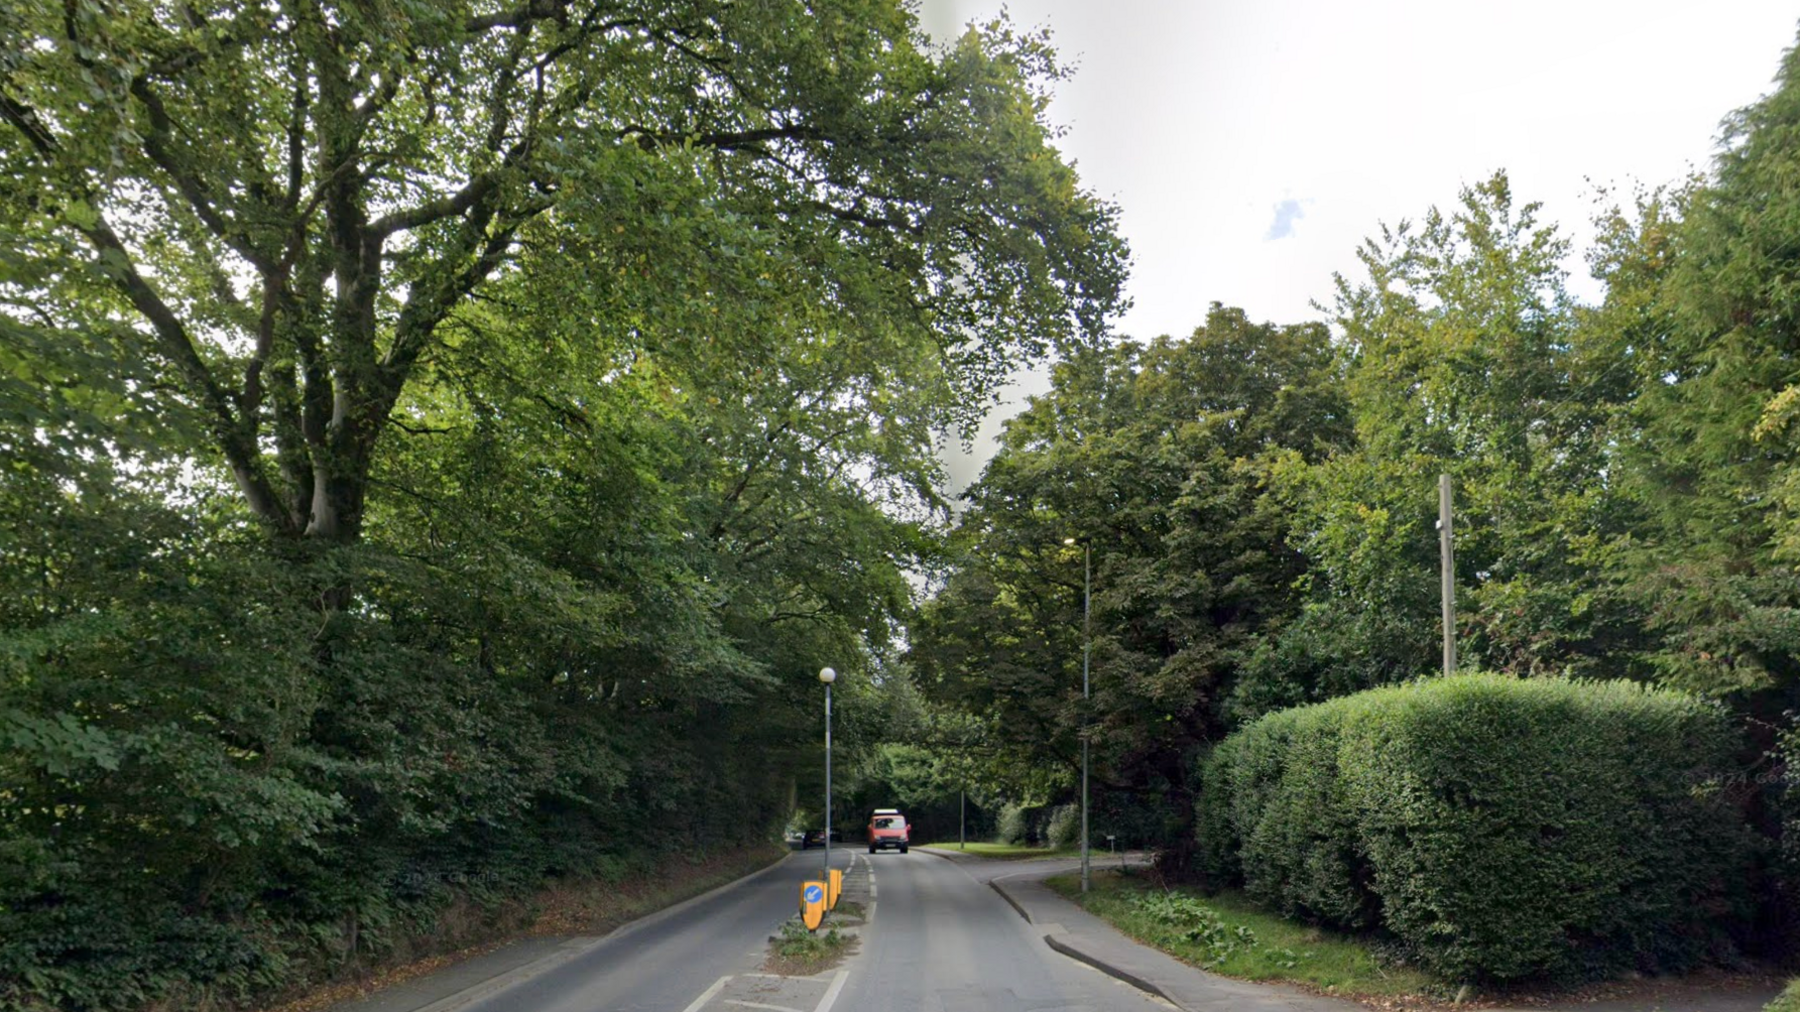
xmin=770 ymin=919 xmax=851 ymax=967
xmin=0 ymin=0 xmax=1125 ymax=548
xmin=1045 ymin=803 xmax=1080 ymax=849
xmin=1765 ymin=978 xmax=1800 ymax=1012
xmin=996 ymin=803 xmax=1033 ymax=846
xmin=0 ymin=2 xmax=1130 ymax=1006
xmin=1050 ymin=873 xmax=1440 ymax=997
xmin=1235 ymin=172 xmax=1648 ymax=726
xmin=1199 ymin=673 xmax=1751 ymax=982
xmin=911 ymin=304 xmax=1351 ymax=870
xmin=1587 ymin=41 xmax=1800 ymax=695
xmin=1131 ymin=890 xmax=1258 ymax=967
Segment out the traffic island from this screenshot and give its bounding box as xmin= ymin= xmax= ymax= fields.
xmin=764 ymin=920 xmax=857 ymax=976
xmin=764 ymin=854 xmax=872 ymax=975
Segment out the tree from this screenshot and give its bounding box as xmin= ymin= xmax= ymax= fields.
xmin=0 ymin=5 xmax=1130 ymax=1005
xmin=1239 ymin=172 xmax=1646 ymax=720
xmin=910 ymin=304 xmax=1349 ymax=870
xmin=0 ymin=0 xmax=1125 ymax=547
xmin=1604 ymin=42 xmax=1800 ymax=695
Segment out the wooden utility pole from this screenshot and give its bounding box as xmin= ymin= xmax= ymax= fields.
xmin=1439 ymin=473 xmax=1456 ymax=676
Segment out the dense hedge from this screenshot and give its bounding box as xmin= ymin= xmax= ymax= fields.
xmin=1197 ymin=673 xmax=1751 ymax=983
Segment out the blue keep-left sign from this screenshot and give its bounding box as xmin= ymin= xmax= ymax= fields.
xmin=800 ymin=880 xmax=827 ymax=930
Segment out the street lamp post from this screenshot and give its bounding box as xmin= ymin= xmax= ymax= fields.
xmin=819 ymin=666 xmax=836 ymax=881
xmin=1065 ymin=537 xmax=1091 ymax=894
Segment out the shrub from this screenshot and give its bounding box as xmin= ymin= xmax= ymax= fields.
xmin=1132 ymin=891 xmax=1257 ymax=967
xmin=1046 ymin=804 xmax=1080 ymax=848
xmin=1197 ymin=672 xmax=1750 ymax=983
xmin=996 ymin=803 xmax=1030 ymax=845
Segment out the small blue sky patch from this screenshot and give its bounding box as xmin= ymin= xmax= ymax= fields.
xmin=1265 ymin=198 xmax=1305 ymax=240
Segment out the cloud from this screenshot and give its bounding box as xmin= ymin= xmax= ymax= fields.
xmin=1264 ymin=198 xmax=1306 ymax=240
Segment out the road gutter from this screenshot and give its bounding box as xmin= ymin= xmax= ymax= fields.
xmin=334 ymin=852 xmax=797 ymax=1012
xmin=1042 ymin=932 xmax=1181 ymax=1008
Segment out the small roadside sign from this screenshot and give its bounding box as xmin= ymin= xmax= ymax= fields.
xmin=828 ymin=868 xmax=842 ymax=909
xmin=801 ymin=881 xmax=826 ymax=931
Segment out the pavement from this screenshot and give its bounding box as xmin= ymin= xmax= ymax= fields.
xmin=915 ymin=847 xmax=1785 ymax=1012
xmin=919 ymin=850 xmax=1358 ymax=1012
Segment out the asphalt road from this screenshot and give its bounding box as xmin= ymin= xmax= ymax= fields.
xmin=838 ymin=852 xmax=1166 ymax=1012
xmin=436 ymin=848 xmax=854 ymax=1012
xmin=353 ymin=848 xmax=1165 ymax=1012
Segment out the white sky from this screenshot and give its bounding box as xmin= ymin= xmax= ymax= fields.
xmin=925 ymin=0 xmax=1800 ymax=492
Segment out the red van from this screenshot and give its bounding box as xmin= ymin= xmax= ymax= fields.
xmin=868 ymin=808 xmax=909 ymax=853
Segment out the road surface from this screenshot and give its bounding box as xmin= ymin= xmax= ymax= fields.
xmin=335 ymin=848 xmax=1165 ymax=1012
xmin=835 ymin=852 xmax=1164 ymax=1012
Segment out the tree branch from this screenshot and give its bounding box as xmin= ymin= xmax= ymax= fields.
xmin=368 ymin=173 xmax=500 ymax=238
xmin=467 ymin=0 xmax=571 ymax=32
xmin=75 ymin=212 xmax=295 ymax=532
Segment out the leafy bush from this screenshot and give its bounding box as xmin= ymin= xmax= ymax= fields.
xmin=1197 ymin=672 xmax=1750 ymax=983
xmin=771 ymin=919 xmax=847 ymax=959
xmin=996 ymin=803 xmax=1031 ymax=845
xmin=1046 ymin=804 xmax=1080 ymax=848
xmin=1132 ymin=891 xmax=1257 ymax=967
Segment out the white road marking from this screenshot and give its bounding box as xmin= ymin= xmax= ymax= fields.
xmin=812 ymin=969 xmax=849 ymax=1012
xmin=724 ymin=1001 xmax=805 ymax=1012
xmin=680 ymin=975 xmax=730 ymax=1012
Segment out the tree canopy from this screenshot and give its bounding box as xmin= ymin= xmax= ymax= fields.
xmin=0 ymin=3 xmax=1129 ymax=1008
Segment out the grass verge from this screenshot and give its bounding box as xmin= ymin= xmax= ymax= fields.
xmin=1767 ymin=978 xmax=1800 ymax=1012
xmin=915 ymin=841 xmax=1084 ymax=860
xmin=1045 ymin=869 xmax=1442 ymax=1001
xmin=764 ymin=920 xmax=857 ymax=976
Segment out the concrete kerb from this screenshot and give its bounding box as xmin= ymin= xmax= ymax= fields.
xmin=987 ymin=873 xmax=1366 ymax=1012
xmin=1042 ymin=932 xmax=1182 ymax=1009
xmin=984 ymin=870 xmax=1192 ymax=1009
xmin=987 ymin=874 xmax=1187 ymax=1010
xmin=987 ymin=878 xmax=1031 ymax=923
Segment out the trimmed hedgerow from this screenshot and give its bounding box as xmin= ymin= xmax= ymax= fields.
xmin=1197 ymin=672 xmax=1750 ymax=983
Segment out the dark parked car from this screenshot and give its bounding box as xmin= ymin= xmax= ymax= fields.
xmin=799 ymin=828 xmax=841 ymax=849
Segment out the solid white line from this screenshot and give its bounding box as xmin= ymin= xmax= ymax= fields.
xmin=813 ymin=969 xmax=849 ymax=1012
xmin=680 ymin=975 xmax=731 ymax=1012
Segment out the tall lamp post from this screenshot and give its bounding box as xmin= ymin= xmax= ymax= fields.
xmin=1065 ymin=537 xmax=1091 ymax=894
xmin=819 ymin=666 xmax=836 ymax=880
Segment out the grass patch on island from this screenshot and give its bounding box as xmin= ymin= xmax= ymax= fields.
xmin=764 ymin=920 xmax=857 ymax=976
xmin=1045 ymin=870 xmax=1441 ymax=1001
xmin=915 ymin=841 xmax=1084 ymax=860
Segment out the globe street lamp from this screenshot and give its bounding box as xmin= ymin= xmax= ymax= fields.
xmin=1064 ymin=537 xmax=1091 ymax=894
xmin=819 ymin=666 xmax=836 ymax=880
